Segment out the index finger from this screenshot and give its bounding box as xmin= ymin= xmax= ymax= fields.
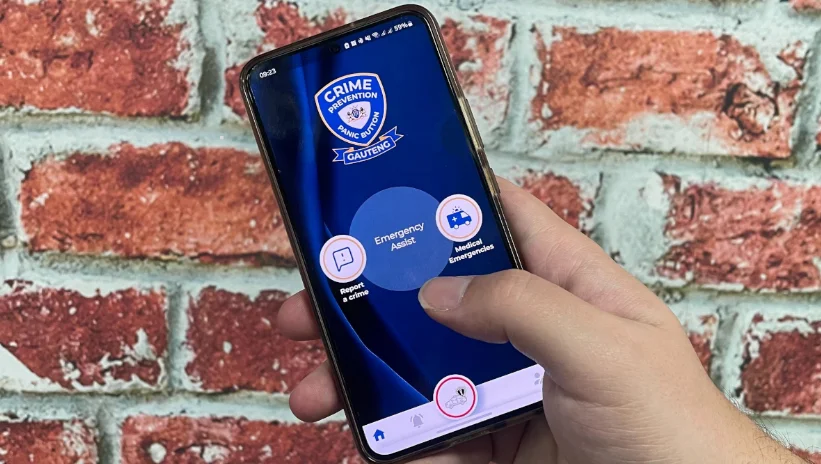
xmin=278 ymin=290 xmax=321 ymax=341
xmin=497 ymin=177 xmax=670 ymax=325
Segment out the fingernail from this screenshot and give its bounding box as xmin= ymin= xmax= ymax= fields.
xmin=419 ymin=277 xmax=473 ymax=312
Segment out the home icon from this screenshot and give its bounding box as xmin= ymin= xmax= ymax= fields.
xmin=374 ymin=429 xmax=386 ymax=442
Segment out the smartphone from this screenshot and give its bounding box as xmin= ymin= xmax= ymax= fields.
xmin=240 ymin=5 xmax=544 ymax=462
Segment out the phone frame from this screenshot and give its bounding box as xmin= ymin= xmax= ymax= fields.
xmin=240 ymin=4 xmax=541 ymax=462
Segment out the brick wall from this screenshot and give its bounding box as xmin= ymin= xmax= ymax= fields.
xmin=0 ymin=0 xmax=820 ymax=462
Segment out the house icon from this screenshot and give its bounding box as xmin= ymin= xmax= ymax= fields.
xmin=374 ymin=429 xmax=386 ymax=442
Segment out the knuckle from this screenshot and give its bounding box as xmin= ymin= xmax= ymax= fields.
xmin=486 ymin=269 xmax=537 ymax=304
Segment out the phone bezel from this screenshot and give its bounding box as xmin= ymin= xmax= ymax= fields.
xmin=239 ymin=5 xmax=541 ymax=462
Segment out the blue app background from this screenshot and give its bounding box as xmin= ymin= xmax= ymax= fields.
xmin=248 ymin=13 xmax=533 ymax=426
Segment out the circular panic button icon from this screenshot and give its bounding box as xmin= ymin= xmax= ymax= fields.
xmin=319 ymin=235 xmax=367 ymax=283
xmin=434 ymin=375 xmax=478 ymax=420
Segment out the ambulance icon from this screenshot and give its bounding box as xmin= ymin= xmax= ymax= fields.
xmin=436 ymin=195 xmax=482 ymax=242
xmin=447 ymin=209 xmax=472 ymax=229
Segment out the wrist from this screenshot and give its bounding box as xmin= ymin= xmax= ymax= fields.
xmin=722 ymin=409 xmax=804 ymax=464
xmin=678 ymin=385 xmax=804 ymax=464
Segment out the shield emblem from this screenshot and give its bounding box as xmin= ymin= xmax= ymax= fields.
xmin=340 ymin=101 xmax=371 ymax=130
xmin=315 ymin=73 xmax=387 ymax=147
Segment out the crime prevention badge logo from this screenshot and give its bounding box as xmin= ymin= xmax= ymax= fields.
xmin=315 ymin=73 xmax=403 ymax=165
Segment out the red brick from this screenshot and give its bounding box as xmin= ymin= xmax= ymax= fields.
xmin=120 ymin=416 xmax=361 ymax=463
xmin=20 ymin=143 xmax=292 ymax=266
xmin=185 ymin=287 xmax=325 ymax=393
xmin=0 ymin=0 xmax=195 ymax=117
xmin=442 ymin=15 xmax=513 ymax=141
xmin=659 ymin=175 xmax=821 ymax=291
xmin=0 ymin=420 xmax=97 ymax=463
xmin=224 ymin=2 xmax=347 ymax=118
xmin=793 ymin=448 xmax=821 ymax=463
xmin=0 ymin=280 xmax=166 ymax=391
xmin=740 ymin=315 xmax=821 ymax=414
xmin=518 ymin=171 xmax=597 ymax=232
xmin=530 ymin=27 xmax=808 ymax=158
xmin=792 ymin=0 xmax=821 ymax=10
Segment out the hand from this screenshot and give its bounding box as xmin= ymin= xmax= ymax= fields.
xmin=278 ymin=178 xmax=803 ymax=463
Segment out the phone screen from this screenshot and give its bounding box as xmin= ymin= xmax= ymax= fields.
xmin=245 ymin=10 xmax=543 ymax=459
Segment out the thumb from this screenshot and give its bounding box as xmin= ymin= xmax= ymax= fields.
xmin=419 ymin=270 xmax=631 ymax=385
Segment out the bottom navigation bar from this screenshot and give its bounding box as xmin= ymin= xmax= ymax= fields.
xmin=363 ymin=364 xmax=545 ymax=456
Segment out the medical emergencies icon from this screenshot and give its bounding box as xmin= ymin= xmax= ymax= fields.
xmin=447 ymin=208 xmax=472 ymax=230
xmin=319 ymin=235 xmax=367 ymax=283
xmin=436 ymin=194 xmax=483 ymax=242
xmin=434 ymin=375 xmax=478 ymax=420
